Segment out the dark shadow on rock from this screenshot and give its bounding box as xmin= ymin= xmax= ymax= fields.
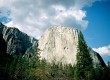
xmin=0 ymin=34 xmax=13 ymax=80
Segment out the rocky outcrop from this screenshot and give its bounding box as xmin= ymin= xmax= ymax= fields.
xmin=38 ymin=26 xmax=106 ymax=67
xmin=39 ymin=26 xmax=78 ymax=64
xmin=0 ymin=23 xmax=106 ymax=67
xmin=0 ymin=23 xmax=37 ymax=57
xmin=89 ymin=48 xmax=106 ymax=67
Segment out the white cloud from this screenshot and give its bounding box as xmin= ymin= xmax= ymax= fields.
xmin=0 ymin=0 xmax=100 ymax=38
xmin=93 ymin=45 xmax=110 ymax=56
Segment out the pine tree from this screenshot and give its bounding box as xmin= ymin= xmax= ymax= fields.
xmin=74 ymin=31 xmax=94 ymax=80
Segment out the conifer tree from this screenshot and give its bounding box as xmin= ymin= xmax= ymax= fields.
xmin=74 ymin=31 xmax=94 ymax=80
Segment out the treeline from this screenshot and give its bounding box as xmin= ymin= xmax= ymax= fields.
xmin=5 ymin=50 xmax=110 ymax=80
xmin=4 ymin=32 xmax=110 ymax=80
xmin=5 ymin=49 xmax=75 ymax=80
xmin=74 ymin=31 xmax=110 ymax=80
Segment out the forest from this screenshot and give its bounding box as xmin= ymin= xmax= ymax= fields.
xmin=0 ymin=32 xmax=110 ymax=80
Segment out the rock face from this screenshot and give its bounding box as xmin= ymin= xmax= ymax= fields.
xmin=0 ymin=23 xmax=38 ymax=80
xmin=39 ymin=26 xmax=78 ymax=64
xmin=0 ymin=23 xmax=37 ymax=57
xmin=38 ymin=26 xmax=106 ymax=67
xmin=0 ymin=23 xmax=106 ymax=67
xmin=89 ymin=48 xmax=106 ymax=67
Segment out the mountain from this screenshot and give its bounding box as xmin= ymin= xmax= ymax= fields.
xmin=38 ymin=26 xmax=106 ymax=67
xmin=0 ymin=23 xmax=106 ymax=67
xmin=0 ymin=22 xmax=39 ymax=80
xmin=0 ymin=23 xmax=108 ymax=80
xmin=0 ymin=22 xmax=37 ymax=58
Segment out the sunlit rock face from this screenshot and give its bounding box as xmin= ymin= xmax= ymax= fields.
xmin=0 ymin=22 xmax=106 ymax=67
xmin=38 ymin=26 xmax=106 ymax=67
xmin=39 ymin=26 xmax=78 ymax=65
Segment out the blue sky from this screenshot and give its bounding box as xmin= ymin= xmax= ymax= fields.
xmin=83 ymin=0 xmax=110 ymax=48
xmin=0 ymin=0 xmax=110 ymax=62
xmin=83 ymin=0 xmax=110 ymax=62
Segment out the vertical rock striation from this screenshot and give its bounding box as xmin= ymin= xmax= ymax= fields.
xmin=38 ymin=26 xmax=106 ymax=67
xmin=39 ymin=26 xmax=78 ymax=65
xmin=0 ymin=22 xmax=106 ymax=67
xmin=0 ymin=22 xmax=37 ymax=57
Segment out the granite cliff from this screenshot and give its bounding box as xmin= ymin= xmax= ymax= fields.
xmin=38 ymin=26 xmax=106 ymax=67
xmin=0 ymin=23 xmax=106 ymax=67
xmin=0 ymin=23 xmax=37 ymax=58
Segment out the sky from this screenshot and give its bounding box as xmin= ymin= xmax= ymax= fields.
xmin=0 ymin=0 xmax=110 ymax=62
xmin=83 ymin=0 xmax=110 ymax=63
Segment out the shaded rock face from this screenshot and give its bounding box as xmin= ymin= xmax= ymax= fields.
xmin=0 ymin=23 xmax=38 ymax=80
xmin=89 ymin=48 xmax=106 ymax=67
xmin=0 ymin=23 xmax=37 ymax=57
xmin=0 ymin=34 xmax=7 ymax=56
xmin=38 ymin=26 xmax=106 ymax=67
xmin=0 ymin=23 xmax=106 ymax=67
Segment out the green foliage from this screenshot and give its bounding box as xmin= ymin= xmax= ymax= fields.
xmin=93 ymin=67 xmax=110 ymax=80
xmin=4 ymin=32 xmax=110 ymax=80
xmin=74 ymin=31 xmax=94 ymax=80
xmin=5 ymin=55 xmax=26 ymax=80
xmin=42 ymin=62 xmax=75 ymax=80
xmin=5 ymin=48 xmax=75 ymax=80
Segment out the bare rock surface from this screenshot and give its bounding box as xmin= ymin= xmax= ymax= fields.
xmin=38 ymin=26 xmax=106 ymax=67
xmin=0 ymin=22 xmax=37 ymax=57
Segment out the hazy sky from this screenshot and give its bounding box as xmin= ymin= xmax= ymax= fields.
xmin=0 ymin=0 xmax=110 ymax=62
